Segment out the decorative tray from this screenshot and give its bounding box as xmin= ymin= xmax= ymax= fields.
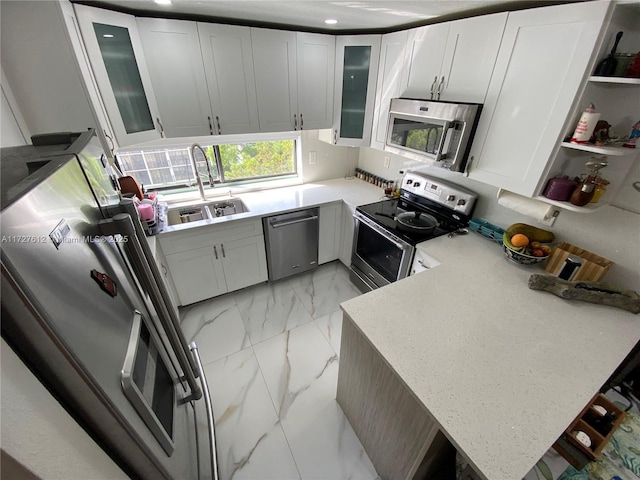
xmin=469 ymin=218 xmax=505 ymax=244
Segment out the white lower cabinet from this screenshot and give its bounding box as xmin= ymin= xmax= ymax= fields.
xmin=318 ymin=203 xmax=342 ymax=264
xmin=159 ymin=218 xmax=267 ymax=306
xmin=165 ymin=246 xmax=228 ymax=305
xmin=339 ymin=204 xmax=355 ymax=267
xmin=219 ymin=236 xmax=269 ymax=292
xmin=410 ymin=249 xmax=441 ymax=276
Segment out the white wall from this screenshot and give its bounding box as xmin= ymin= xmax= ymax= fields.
xmin=1 ymin=87 xmax=27 ymax=147
xmin=300 ymin=130 xmax=358 ymax=183
xmin=359 ymin=146 xmax=640 ymax=292
xmin=0 ymin=0 xmax=97 ymax=136
xmin=0 ymin=339 xmax=127 ymax=480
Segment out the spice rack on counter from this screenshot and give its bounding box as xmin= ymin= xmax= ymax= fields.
xmin=355 ymin=168 xmax=395 ymax=192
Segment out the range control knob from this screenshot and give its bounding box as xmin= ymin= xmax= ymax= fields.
xmin=413 ymin=182 xmax=421 ymax=188
xmin=447 ymin=195 xmax=456 ymax=202
xmin=457 ymin=199 xmax=467 ymax=206
xmin=406 ymin=179 xmax=413 ymax=185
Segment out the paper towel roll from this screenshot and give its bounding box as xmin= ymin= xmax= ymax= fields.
xmin=497 ymin=189 xmax=559 ymax=226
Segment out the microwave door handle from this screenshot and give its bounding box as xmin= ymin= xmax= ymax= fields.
xmin=190 ymin=342 xmax=220 ymax=480
xmin=433 ymin=121 xmax=451 ymax=162
xmin=100 ymin=214 xmax=203 ymax=403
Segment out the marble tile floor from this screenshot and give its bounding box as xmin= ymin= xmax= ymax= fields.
xmin=180 ymin=261 xmax=379 ymax=480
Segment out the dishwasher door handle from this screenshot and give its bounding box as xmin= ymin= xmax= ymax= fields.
xmin=270 ymin=215 xmax=319 ymax=228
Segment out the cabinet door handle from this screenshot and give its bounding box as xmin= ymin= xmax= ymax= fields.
xmin=221 ymin=244 xmax=226 ymax=258
xmin=156 ymin=117 xmax=165 ymax=138
xmin=334 ymin=129 xmax=337 ymax=144
xmin=418 ymin=259 xmax=430 ymax=269
xmin=208 ymin=116 xmax=214 ymax=135
xmin=430 ymin=76 xmax=438 ymax=100
xmin=300 ymin=113 xmax=303 ymax=130
xmin=294 ymin=114 xmax=297 ymax=130
xmin=216 ymin=116 xmax=221 ymax=135
xmin=213 ymin=245 xmax=218 ymax=260
xmin=103 ymin=129 xmax=114 ymax=153
xmin=437 ymin=76 xmax=445 ymax=100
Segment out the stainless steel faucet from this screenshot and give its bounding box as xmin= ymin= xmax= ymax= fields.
xmin=190 ymin=143 xmax=216 ymax=201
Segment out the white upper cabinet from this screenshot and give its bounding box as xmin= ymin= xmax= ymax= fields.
xmin=332 ymin=35 xmax=381 ymax=146
xmin=401 ymin=13 xmax=507 ymax=103
xmin=74 ymin=4 xmax=162 ymax=147
xmin=198 ymin=23 xmax=260 ymax=135
xmin=467 ymin=1 xmax=610 ymax=197
xmin=371 ymin=30 xmax=408 ymax=150
xmin=251 ymin=28 xmax=298 ymax=132
xmin=438 ymin=13 xmax=507 ymax=103
xmin=401 ymin=23 xmax=449 ymax=100
xmin=296 ymin=32 xmax=335 ymax=130
xmin=137 ymin=18 xmax=213 ymax=138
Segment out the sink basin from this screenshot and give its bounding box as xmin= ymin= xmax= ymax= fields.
xmin=166 ymin=197 xmax=248 ymax=226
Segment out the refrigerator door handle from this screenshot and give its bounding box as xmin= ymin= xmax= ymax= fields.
xmin=111 ymin=199 xmax=200 ymax=377
xmin=189 ymin=342 xmax=220 ymax=480
xmin=100 ymin=213 xmax=203 ymax=402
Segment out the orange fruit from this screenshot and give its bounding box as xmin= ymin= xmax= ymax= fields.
xmin=511 ymin=233 xmax=530 ymax=247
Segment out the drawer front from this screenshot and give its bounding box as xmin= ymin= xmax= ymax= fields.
xmin=159 ymin=217 xmax=263 ymax=255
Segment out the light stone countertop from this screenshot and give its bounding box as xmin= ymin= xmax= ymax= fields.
xmin=341 ymin=232 xmax=640 ymax=480
xmin=158 ymin=177 xmax=386 ymax=235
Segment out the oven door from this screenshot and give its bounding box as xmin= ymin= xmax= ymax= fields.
xmin=351 ymin=212 xmax=414 ymax=290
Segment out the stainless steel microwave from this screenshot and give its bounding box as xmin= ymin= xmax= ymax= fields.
xmin=385 ymin=98 xmax=482 ymax=172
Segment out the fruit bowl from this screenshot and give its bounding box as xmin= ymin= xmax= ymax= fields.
xmin=503 ymin=243 xmax=549 ymax=265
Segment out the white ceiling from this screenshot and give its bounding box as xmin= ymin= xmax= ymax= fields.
xmin=90 ymin=0 xmax=522 ymax=31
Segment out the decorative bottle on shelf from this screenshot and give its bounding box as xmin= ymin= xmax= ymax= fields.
xmin=569 ymin=158 xmax=608 ymax=206
xmin=570 ymin=103 xmax=600 ymax=144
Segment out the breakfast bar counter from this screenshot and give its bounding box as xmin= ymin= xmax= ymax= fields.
xmin=338 ymin=232 xmax=639 ymax=480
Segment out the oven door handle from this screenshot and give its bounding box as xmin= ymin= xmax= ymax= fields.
xmin=354 ymin=212 xmax=411 ymax=251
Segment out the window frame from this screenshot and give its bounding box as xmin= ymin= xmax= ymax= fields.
xmin=115 ymin=132 xmax=301 ymax=193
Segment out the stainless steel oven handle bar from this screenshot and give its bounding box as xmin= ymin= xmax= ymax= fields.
xmin=353 ymin=211 xmax=410 ymax=251
xmin=100 ymin=212 xmax=202 ymax=402
xmin=190 ymin=342 xmax=220 ymax=480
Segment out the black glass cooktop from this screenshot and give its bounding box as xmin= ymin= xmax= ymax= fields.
xmin=356 ymin=196 xmax=467 ymax=246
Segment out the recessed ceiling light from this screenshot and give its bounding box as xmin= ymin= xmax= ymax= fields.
xmin=153 ymin=0 xmax=172 ymax=5
xmin=103 ymin=34 xmax=114 ymax=38
xmin=325 ymin=19 xmax=338 ymax=24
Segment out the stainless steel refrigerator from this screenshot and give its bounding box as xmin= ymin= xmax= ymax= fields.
xmin=0 ymin=130 xmax=218 ymax=479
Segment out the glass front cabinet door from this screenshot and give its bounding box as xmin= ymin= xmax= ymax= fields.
xmin=75 ymin=4 xmax=163 ymax=147
xmin=332 ymin=35 xmax=381 ymax=146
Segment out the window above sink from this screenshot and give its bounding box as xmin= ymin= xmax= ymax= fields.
xmin=116 ymin=133 xmax=299 ymax=193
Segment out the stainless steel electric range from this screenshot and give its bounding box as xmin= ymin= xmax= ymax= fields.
xmin=350 ymin=171 xmax=478 ymax=291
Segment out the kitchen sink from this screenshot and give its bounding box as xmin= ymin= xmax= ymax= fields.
xmin=166 ymin=197 xmax=248 ymax=226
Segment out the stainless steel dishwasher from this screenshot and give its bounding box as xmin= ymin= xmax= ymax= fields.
xmin=263 ymin=207 xmax=319 ymax=281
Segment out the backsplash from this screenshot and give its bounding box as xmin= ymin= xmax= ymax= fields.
xmin=358 ymin=146 xmax=640 ymax=292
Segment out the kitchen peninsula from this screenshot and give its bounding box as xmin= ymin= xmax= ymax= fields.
xmin=337 ymin=233 xmax=639 ymax=480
